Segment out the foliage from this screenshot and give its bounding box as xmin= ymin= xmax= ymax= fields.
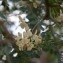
xmin=0 ymin=0 xmax=63 ymax=63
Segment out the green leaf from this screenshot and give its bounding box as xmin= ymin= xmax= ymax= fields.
xmin=3 ymin=43 xmax=12 ymax=55
xmin=50 ymin=7 xmax=60 ymax=18
xmin=0 ymin=50 xmax=4 ymax=56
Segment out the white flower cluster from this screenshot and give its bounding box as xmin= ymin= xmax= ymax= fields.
xmin=16 ymin=30 xmax=42 ymax=51
xmin=0 ymin=0 xmax=4 ymax=12
xmin=6 ymin=10 xmax=29 ymax=36
xmin=16 ymin=17 xmax=42 ymax=51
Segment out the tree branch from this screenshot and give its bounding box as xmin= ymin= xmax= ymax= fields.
xmin=1 ymin=24 xmax=15 ymax=42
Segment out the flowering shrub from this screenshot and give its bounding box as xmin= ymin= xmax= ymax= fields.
xmin=16 ymin=17 xmax=42 ymax=51
xmin=0 ymin=0 xmax=63 ymax=63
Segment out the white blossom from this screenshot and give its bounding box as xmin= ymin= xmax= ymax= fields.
xmin=2 ymin=55 xmax=6 ymax=60
xmin=0 ymin=5 xmax=4 ymax=11
xmin=0 ymin=0 xmax=2 ymax=5
xmin=13 ymin=53 xmax=18 ymax=57
xmin=43 ymin=19 xmax=54 ymax=25
xmin=7 ymin=1 xmax=14 ymax=10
